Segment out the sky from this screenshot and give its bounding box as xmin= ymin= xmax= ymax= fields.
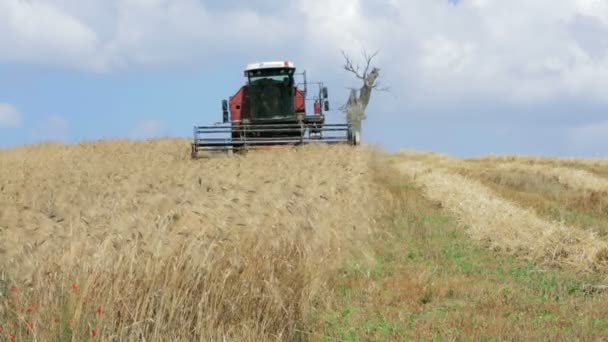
xmin=1 ymin=0 xmax=608 ymax=157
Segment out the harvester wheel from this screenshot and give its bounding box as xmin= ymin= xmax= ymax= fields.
xmin=191 ymin=144 xmax=198 ymax=159
xmin=350 ymin=131 xmax=361 ymax=146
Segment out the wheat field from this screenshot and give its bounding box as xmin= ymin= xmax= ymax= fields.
xmin=0 ymin=140 xmax=391 ymax=341
xmin=2 ymin=140 xmax=608 ymax=340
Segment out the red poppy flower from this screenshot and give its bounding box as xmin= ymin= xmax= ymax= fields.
xmin=8 ymin=335 xmax=15 ymax=340
xmin=72 ymin=283 xmax=78 ymax=290
xmin=9 ymin=287 xmax=17 ymax=293
xmin=92 ymin=329 xmax=97 ymax=337
xmin=95 ymin=307 xmax=104 ymax=315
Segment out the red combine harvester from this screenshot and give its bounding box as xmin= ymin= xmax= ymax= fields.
xmin=191 ymin=61 xmax=358 ymax=158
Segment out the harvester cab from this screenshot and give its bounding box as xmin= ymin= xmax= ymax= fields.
xmin=192 ymin=61 xmax=358 ymax=157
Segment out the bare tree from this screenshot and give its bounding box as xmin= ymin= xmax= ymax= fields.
xmin=341 ymin=48 xmax=386 ymax=143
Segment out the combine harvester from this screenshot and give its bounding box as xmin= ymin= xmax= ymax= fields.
xmin=191 ymin=61 xmax=359 ymax=158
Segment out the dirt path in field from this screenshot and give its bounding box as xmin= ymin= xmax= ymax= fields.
xmin=397 ymin=160 xmax=608 ymax=273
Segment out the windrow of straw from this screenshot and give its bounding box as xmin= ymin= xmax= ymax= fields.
xmin=492 ymin=163 xmax=608 ymax=193
xmin=395 ymin=151 xmax=608 ymax=194
xmin=398 ymin=161 xmax=608 ymax=273
xmin=0 ymin=140 xmax=389 ymax=341
xmin=468 ymin=155 xmax=608 ymax=174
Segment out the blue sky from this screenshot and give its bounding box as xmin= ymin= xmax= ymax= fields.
xmin=1 ymin=0 xmax=608 ymax=157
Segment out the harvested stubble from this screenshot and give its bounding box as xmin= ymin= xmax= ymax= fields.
xmin=398 ymin=160 xmax=608 ymax=273
xmin=0 ymin=140 xmax=387 ymax=341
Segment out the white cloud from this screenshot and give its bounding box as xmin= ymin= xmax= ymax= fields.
xmin=130 ymin=120 xmax=167 ymax=140
xmin=0 ymin=0 xmax=295 ymax=72
xmin=31 ymin=115 xmax=69 ymax=142
xmin=0 ymin=1 xmax=101 ymax=70
xmin=420 ymin=35 xmax=477 ymax=73
xmin=0 ymin=103 xmax=23 ymax=128
xmin=575 ymin=0 xmax=608 ymax=24
xmin=2 ymin=0 xmax=608 ymax=105
xmin=378 ymin=1 xmax=608 ymax=104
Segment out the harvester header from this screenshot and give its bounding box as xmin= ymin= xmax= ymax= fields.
xmin=191 ymin=60 xmax=359 ymax=157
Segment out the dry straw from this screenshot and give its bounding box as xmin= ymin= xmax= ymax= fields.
xmin=493 ymin=163 xmax=608 ymax=193
xmin=399 ymin=160 xmax=608 ymax=273
xmin=396 ymin=151 xmax=608 ymax=193
xmin=470 ymin=155 xmax=608 ymax=170
xmin=0 ymin=139 xmax=388 ymax=340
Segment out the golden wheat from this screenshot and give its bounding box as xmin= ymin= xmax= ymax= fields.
xmin=0 ymin=139 xmax=389 ymax=341
xmin=398 ymin=160 xmax=608 ymax=273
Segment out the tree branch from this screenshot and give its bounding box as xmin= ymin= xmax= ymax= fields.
xmin=341 ymin=50 xmax=365 ymax=80
xmin=361 ymin=47 xmax=379 ymax=81
xmin=372 ymin=81 xmax=391 ymax=92
xmin=341 ymin=48 xmax=387 ymax=138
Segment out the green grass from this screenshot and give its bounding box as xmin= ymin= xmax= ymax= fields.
xmin=315 ymin=173 xmax=608 ymax=341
